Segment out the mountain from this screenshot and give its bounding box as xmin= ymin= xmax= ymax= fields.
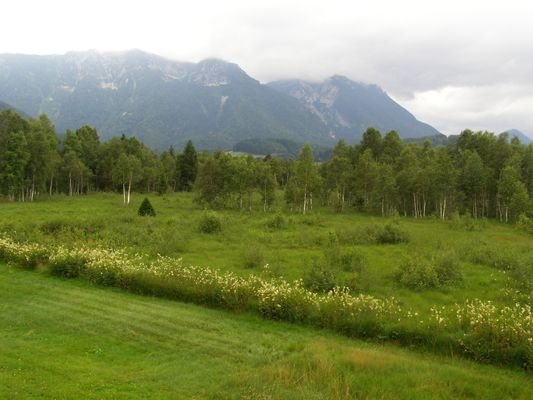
xmin=501 ymin=129 xmax=532 ymax=144
xmin=0 ymin=50 xmax=441 ymax=150
xmin=0 ymin=50 xmax=330 ymax=150
xmin=0 ymin=99 xmax=29 ymax=118
xmin=267 ymin=76 xmax=440 ymax=142
xmin=0 ymin=100 xmax=11 ymax=111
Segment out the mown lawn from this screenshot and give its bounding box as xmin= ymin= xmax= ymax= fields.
xmin=1 ymin=264 xmax=531 ymax=399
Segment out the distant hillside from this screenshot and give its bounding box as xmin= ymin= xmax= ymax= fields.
xmin=0 ymin=50 xmax=442 ymax=150
xmin=233 ymin=137 xmax=332 ymax=160
xmin=501 ymin=129 xmax=532 ymax=144
xmin=268 ymin=76 xmax=440 ymax=142
xmin=0 ymin=100 xmax=29 ymax=118
xmin=0 ymin=100 xmax=11 ymax=111
xmin=0 ymin=51 xmax=330 ymax=150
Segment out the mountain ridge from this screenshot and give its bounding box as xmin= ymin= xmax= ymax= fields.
xmin=0 ymin=49 xmax=440 ymax=149
xmin=267 ymin=76 xmax=440 ymax=142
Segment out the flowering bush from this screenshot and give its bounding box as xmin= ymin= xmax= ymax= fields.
xmin=0 ymin=235 xmax=49 ymax=269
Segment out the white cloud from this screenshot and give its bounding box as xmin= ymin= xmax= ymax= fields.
xmin=2 ymin=0 xmax=533 ymax=136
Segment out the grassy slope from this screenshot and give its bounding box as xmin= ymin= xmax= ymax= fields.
xmin=1 ymin=264 xmax=531 ymax=399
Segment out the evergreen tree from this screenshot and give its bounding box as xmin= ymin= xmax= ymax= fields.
xmin=138 ymin=197 xmax=156 ymax=216
xmin=177 ymin=140 xmax=198 ymax=191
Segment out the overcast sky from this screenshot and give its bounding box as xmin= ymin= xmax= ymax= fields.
xmin=2 ymin=0 xmax=533 ymax=138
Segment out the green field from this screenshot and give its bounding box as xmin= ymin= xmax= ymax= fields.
xmin=1 ymin=192 xmax=531 ymax=314
xmin=1 ymin=264 xmax=532 ymax=399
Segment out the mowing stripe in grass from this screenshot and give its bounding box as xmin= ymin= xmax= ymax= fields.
xmin=1 ymin=263 xmax=532 ymax=399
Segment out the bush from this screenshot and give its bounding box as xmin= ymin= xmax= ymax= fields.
xmin=434 ymin=252 xmax=463 ymax=286
xmin=394 ymin=256 xmax=440 ymax=290
xmin=394 ymin=253 xmax=462 ymax=290
xmin=198 ymin=213 xmax=222 ymax=234
xmin=376 ymin=222 xmax=410 ymax=244
xmin=517 ymin=213 xmax=533 ymax=234
xmin=243 ymin=246 xmax=265 ymax=269
xmin=336 ymin=221 xmax=409 ymax=245
xmin=265 ymin=213 xmax=286 ymax=230
xmin=449 ymin=212 xmax=486 ymax=231
xmin=138 ymin=198 xmax=156 ymax=217
xmin=47 ymin=253 xmax=86 ymax=278
xmin=303 ymin=261 xmax=337 ymax=293
xmin=323 ymin=242 xmax=367 ymax=274
xmin=40 ymin=219 xmax=70 ymax=235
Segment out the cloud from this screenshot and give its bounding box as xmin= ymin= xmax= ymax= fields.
xmin=1 ymin=0 xmax=533 ymax=136
xmin=399 ymin=85 xmax=533 ymax=137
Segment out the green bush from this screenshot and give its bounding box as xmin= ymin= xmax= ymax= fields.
xmin=517 ymin=213 xmax=533 ymax=234
xmin=337 ymin=222 xmax=409 ymax=245
xmin=376 ymin=222 xmax=410 ymax=244
xmin=243 ymin=246 xmax=265 ymax=269
xmin=394 ymin=256 xmax=440 ymax=290
xmin=449 ymin=212 xmax=486 ymax=231
xmin=40 ymin=219 xmax=70 ymax=235
xmin=265 ymin=213 xmax=286 ymax=230
xmin=138 ymin=198 xmax=156 ymax=217
xmin=434 ymin=252 xmax=463 ymax=286
xmin=198 ymin=213 xmax=222 ymax=234
xmin=323 ymin=243 xmax=367 ymax=274
xmin=395 ymin=253 xmax=462 ymax=290
xmin=47 ymin=255 xmax=86 ymax=278
xmin=303 ymin=261 xmax=337 ymax=293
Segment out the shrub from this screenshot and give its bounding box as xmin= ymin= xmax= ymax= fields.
xmin=337 ymin=222 xmax=409 ymax=245
xmin=40 ymin=219 xmax=70 ymax=235
xmin=376 ymin=222 xmax=410 ymax=244
xmin=395 ymin=252 xmax=463 ymax=290
xmin=47 ymin=247 xmax=87 ymax=278
xmin=198 ymin=213 xmax=222 ymax=233
xmin=323 ymin=243 xmax=367 ymax=274
xmin=517 ymin=213 xmax=533 ymax=235
xmin=303 ymin=261 xmax=337 ymax=293
xmin=449 ymin=212 xmax=486 ymax=231
xmin=394 ymin=256 xmax=440 ymax=290
xmin=138 ymin=198 xmax=156 ymax=217
xmin=434 ymin=252 xmax=463 ymax=286
xmin=265 ymin=213 xmax=286 ymax=230
xmin=243 ymin=246 xmax=265 ymax=269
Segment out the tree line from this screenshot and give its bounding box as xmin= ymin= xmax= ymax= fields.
xmin=196 ymin=128 xmax=532 ymax=222
xmin=1 ymin=109 xmax=532 ymax=222
xmin=0 ymin=109 xmax=197 ymax=204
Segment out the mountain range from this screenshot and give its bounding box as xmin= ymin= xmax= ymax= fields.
xmin=0 ymin=49 xmax=440 ymax=150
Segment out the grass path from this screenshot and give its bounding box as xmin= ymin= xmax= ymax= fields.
xmin=1 ymin=264 xmax=531 ymax=399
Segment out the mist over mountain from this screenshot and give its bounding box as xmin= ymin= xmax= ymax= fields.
xmin=0 ymin=50 xmax=441 ymax=149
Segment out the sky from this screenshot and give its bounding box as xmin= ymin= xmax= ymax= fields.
xmin=2 ymin=0 xmax=533 ymax=138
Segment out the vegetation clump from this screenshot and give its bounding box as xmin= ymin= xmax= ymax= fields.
xmin=517 ymin=213 xmax=533 ymax=234
xmin=242 ymin=246 xmax=265 ymax=269
xmin=394 ymin=252 xmax=462 ymax=290
xmin=336 ymin=221 xmax=409 ymax=245
xmin=198 ymin=212 xmax=222 ymax=233
xmin=264 ymin=213 xmax=287 ymax=230
xmin=138 ymin=197 xmax=156 ymax=217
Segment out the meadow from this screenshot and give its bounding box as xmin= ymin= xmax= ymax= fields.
xmin=0 ymin=192 xmax=532 ymax=375
xmin=1 ymin=192 xmax=530 ymax=311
